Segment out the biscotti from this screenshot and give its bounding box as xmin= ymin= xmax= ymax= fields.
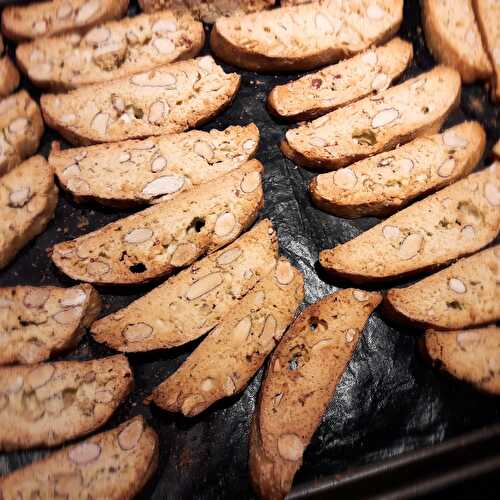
xmin=16 ymin=11 xmax=205 ymax=91
xmin=423 ymin=327 xmax=500 ymax=395
xmin=0 ymin=156 xmax=58 ymax=270
xmin=49 ymin=123 xmax=259 ymax=207
xmin=151 ymin=258 xmax=304 ymax=416
xmin=0 ymin=416 xmax=159 ymax=500
xmin=40 ymin=56 xmax=241 ymax=145
xmin=281 ymin=65 xmax=461 ymax=170
xmin=268 ymin=38 xmax=413 ymax=121
xmin=52 ymin=161 xmax=264 ymax=285
xmin=1 ymin=0 xmax=129 ymax=42
xmin=139 ymin=0 xmax=274 ymax=23
xmin=310 ymin=122 xmax=486 ymax=217
xmin=473 ymin=0 xmax=500 ymax=102
xmin=320 ymin=164 xmax=500 ymax=283
xmin=0 ymin=36 xmax=20 ymax=97
xmin=0 ymin=91 xmax=44 ymax=176
xmin=383 ymin=245 xmax=500 ymax=330
xmin=250 ymin=289 xmax=381 ymax=500
xmin=210 ymin=0 xmax=403 ymax=72
xmin=422 ymin=0 xmax=492 ymax=83
xmin=0 ymin=355 xmax=133 ymax=451
xmin=0 ymin=284 xmax=101 ymax=365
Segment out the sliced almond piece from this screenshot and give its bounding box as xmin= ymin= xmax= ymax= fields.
xmin=60 ymin=288 xmax=87 ymax=308
xmin=85 ymin=27 xmax=111 ymax=45
xmin=277 ymin=433 xmax=304 ymax=462
xmin=345 ymin=328 xmax=356 ymax=343
xmin=362 ymin=51 xmax=378 ymax=66
xmin=438 ymin=158 xmax=456 ymax=177
xmin=68 ymin=442 xmax=101 ymax=464
xmin=87 ymin=261 xmax=110 ymax=276
xmin=171 ymin=242 xmax=197 ymax=267
xmin=186 ymin=273 xmax=224 ymax=300
xmin=448 ymin=277 xmax=467 ymax=294
xmin=123 ymin=228 xmax=154 ymax=244
xmin=9 ymin=187 xmax=31 ymax=208
xmin=352 ymin=290 xmax=367 ymax=302
xmin=382 ymin=225 xmax=401 ymax=240
xmin=142 ymin=176 xmax=185 ymax=197
xmin=151 ymin=156 xmax=167 ymax=173
xmin=243 ymin=139 xmax=257 ymax=151
xmin=193 ymin=141 xmax=214 ymax=161
xmin=148 ymin=101 xmax=167 ymax=125
xmin=24 ymin=288 xmax=50 ymax=308
xmin=62 ymin=164 xmax=81 ymax=177
xmin=33 ymin=20 xmax=47 ymax=35
xmin=240 ymin=171 xmax=261 ymax=193
xmin=153 ymin=38 xmax=175 ymax=55
xmin=334 ymin=168 xmax=357 ymax=189
xmin=311 ymin=338 xmax=335 ymax=352
xmin=398 ymin=233 xmax=423 ymax=260
xmin=260 ymin=314 xmax=277 ymax=346
xmin=53 ymin=306 xmax=83 ymax=325
xmin=443 ymin=130 xmax=468 ymax=149
xmin=123 ymin=323 xmax=154 ymax=342
xmin=153 ymin=19 xmax=177 ymax=34
xmin=117 ymin=418 xmax=143 ymax=450
xmin=76 ymin=0 xmax=100 ymax=24
xmin=8 ymin=117 xmax=28 ymax=135
xmin=223 ymin=376 xmax=236 ymax=396
xmin=372 ymin=73 xmax=389 ymax=91
xmin=91 ymin=113 xmax=109 ymax=136
xmin=275 ymin=260 xmax=294 ymax=285
xmin=216 ymin=248 xmax=242 ymax=266
xmin=371 ymin=108 xmax=399 ymax=128
xmin=397 ymin=158 xmax=414 ymax=176
xmin=200 ymin=378 xmax=216 ymax=392
xmin=484 ymin=182 xmax=500 ymax=206
xmin=119 ymin=152 xmax=131 ymax=163
xmin=309 ymin=136 xmax=328 ymax=147
xmin=130 ymin=72 xmax=176 ymax=88
xmin=214 ymin=212 xmax=236 ymax=237
xmin=461 ymin=225 xmax=475 ymax=238
xmin=231 ymin=315 xmax=252 ymax=345
xmin=26 ymin=364 xmax=55 ymax=390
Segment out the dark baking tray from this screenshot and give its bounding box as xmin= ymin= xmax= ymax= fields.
xmin=1 ymin=1 xmax=499 ymax=498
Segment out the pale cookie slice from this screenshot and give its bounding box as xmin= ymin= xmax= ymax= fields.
xmin=52 ymin=161 xmax=264 ymax=285
xmin=0 ymin=35 xmax=20 ymax=97
xmin=423 ymin=327 xmax=500 ymax=395
xmin=282 ymin=65 xmax=461 ymax=170
xmin=383 ymin=245 xmax=500 ymax=330
xmin=16 ymin=11 xmax=205 ymax=91
xmin=473 ymin=0 xmax=500 ymax=102
xmin=494 ymin=139 xmax=500 ymax=160
xmin=50 ymin=123 xmax=259 ymax=207
xmin=0 ymin=354 xmax=133 ymax=451
xmin=250 ymin=288 xmax=382 ymax=500
xmin=210 ymin=0 xmax=403 ymax=72
xmin=1 ymin=0 xmax=129 ymax=42
xmin=139 ymin=0 xmax=274 ymax=23
xmin=151 ymin=258 xmax=305 ymax=416
xmin=0 ymin=416 xmax=159 ymax=500
xmin=0 ymin=156 xmax=58 ymax=270
xmin=320 ymin=164 xmax=500 ymax=283
xmin=0 ymin=284 xmax=102 ymax=366
xmin=422 ymin=0 xmax=492 ymax=83
xmin=92 ymin=220 xmax=278 ymax=351
xmin=310 ymin=121 xmax=486 ymax=217
xmin=0 ymin=90 xmax=44 ymax=176
xmin=41 ymin=56 xmax=241 ymax=145
xmin=268 ymin=38 xmax=413 ymax=121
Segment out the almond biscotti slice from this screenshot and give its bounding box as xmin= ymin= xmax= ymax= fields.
xmin=0 ymin=156 xmax=58 ymax=270
xmin=473 ymin=0 xmax=500 ymax=102
xmin=320 ymin=164 xmax=500 ymax=283
xmin=282 ymin=65 xmax=461 ymax=170
xmin=1 ymin=0 xmax=129 ymax=42
xmin=0 ymin=284 xmax=101 ymax=366
xmin=268 ymin=38 xmax=413 ymax=122
xmin=0 ymin=91 xmax=44 ymax=176
xmin=383 ymin=245 xmax=500 ymax=330
xmin=0 ymin=354 xmax=133 ymax=451
xmin=92 ymin=220 xmax=278 ymax=351
xmin=41 ymin=56 xmax=241 ymax=145
xmin=151 ymin=258 xmax=304 ymax=416
xmin=49 ymin=123 xmax=259 ymax=207
xmin=52 ymin=161 xmax=264 ymax=285
xmin=310 ymin=122 xmax=486 ymax=217
xmin=250 ymin=289 xmax=381 ymax=500
xmin=210 ymin=0 xmax=403 ymax=72
xmin=16 ymin=11 xmax=205 ymax=91
xmin=422 ymin=0 xmax=492 ymax=83
xmin=0 ymin=416 xmax=159 ymax=500
xmin=0 ymin=35 xmax=20 ymax=98
xmin=423 ymin=327 xmax=500 ymax=395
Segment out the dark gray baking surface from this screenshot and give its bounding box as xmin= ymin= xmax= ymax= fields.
xmin=1 ymin=1 xmax=500 ymax=498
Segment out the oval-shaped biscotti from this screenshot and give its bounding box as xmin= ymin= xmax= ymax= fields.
xmin=0 ymin=355 xmax=133 ymax=451
xmin=0 ymin=284 xmax=101 ymax=365
xmin=92 ymin=220 xmax=278 ymax=351
xmin=249 ymin=288 xmax=381 ymax=500
xmin=282 ymin=65 xmax=461 ymax=170
xmin=423 ymin=327 xmax=500 ymax=395
xmin=210 ymin=0 xmax=403 ymax=72
xmin=383 ymin=245 xmax=500 ymax=330
xmin=52 ymin=161 xmax=264 ymax=285
xmin=268 ymin=37 xmax=413 ymax=121
xmin=151 ymin=258 xmax=304 ymax=416
xmin=320 ymin=164 xmax=500 ymax=283
xmin=1 ymin=0 xmax=129 ymax=42
xmin=0 ymin=36 xmax=20 ymax=97
xmin=16 ymin=11 xmax=205 ymax=91
xmin=0 ymin=91 xmax=44 ymax=176
xmin=310 ymin=121 xmax=486 ymax=217
xmin=0 ymin=156 xmax=58 ymax=270
xmin=0 ymin=416 xmax=159 ymax=500
xmin=40 ymin=56 xmax=241 ymax=145
xmin=422 ymin=0 xmax=492 ymax=83
xmin=50 ymin=123 xmax=259 ymax=207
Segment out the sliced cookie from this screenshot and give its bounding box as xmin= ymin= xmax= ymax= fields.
xmin=320 ymin=164 xmax=500 ymax=283
xmin=309 ymin=121 xmax=486 ymax=217
xmin=0 ymin=355 xmax=133 ymax=451
xmin=49 ymin=123 xmax=259 ymax=207
xmin=250 ymin=289 xmax=382 ymax=500
xmin=91 ymin=220 xmax=278 ymax=351
xmin=0 ymin=35 xmax=20 ymax=98
xmin=0 ymin=284 xmax=101 ymax=365
xmin=52 ymin=161 xmax=264 ymax=285
xmin=0 ymin=416 xmax=159 ymax=499
xmin=151 ymin=258 xmax=304 ymax=416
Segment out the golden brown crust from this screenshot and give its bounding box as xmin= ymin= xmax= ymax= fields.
xmin=0 ymin=56 xmax=20 ymax=97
